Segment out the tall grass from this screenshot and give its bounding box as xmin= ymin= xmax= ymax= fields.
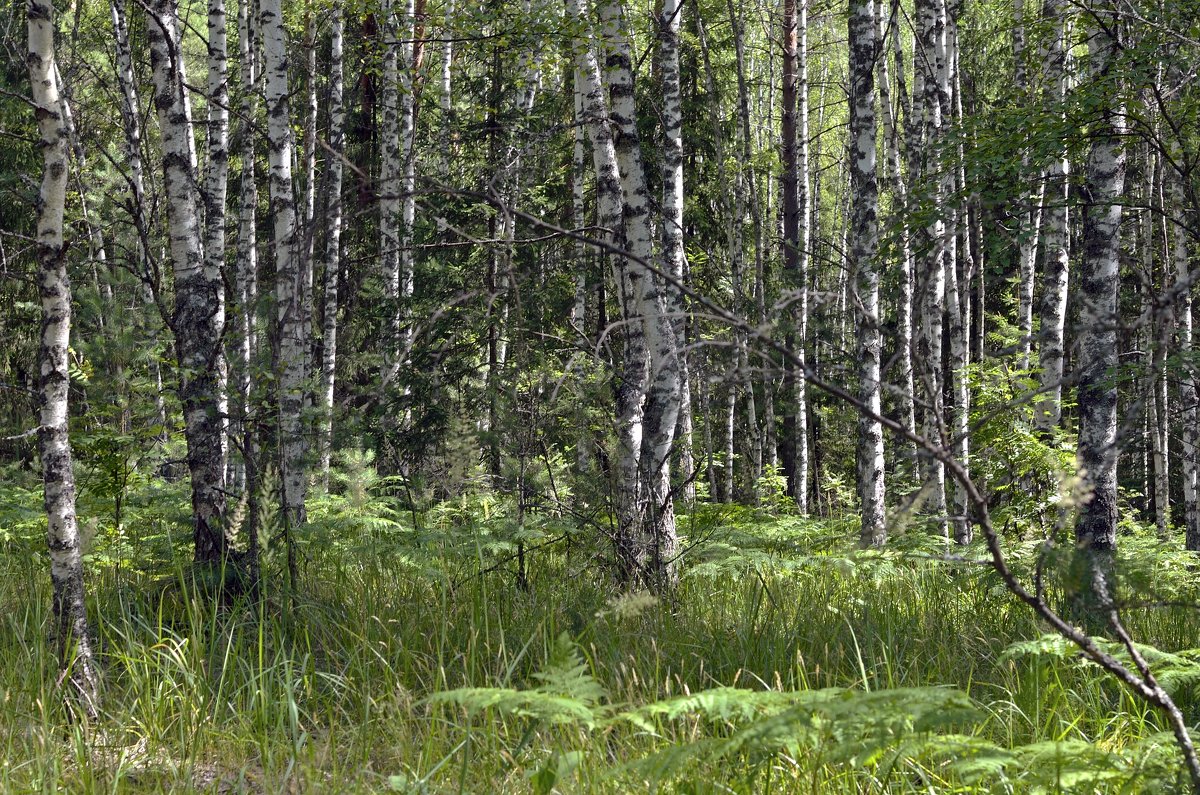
xmin=0 ymin=497 xmax=1197 ymax=792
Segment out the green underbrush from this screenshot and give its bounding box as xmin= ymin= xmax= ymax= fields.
xmin=2 ymin=474 xmax=1200 ymax=793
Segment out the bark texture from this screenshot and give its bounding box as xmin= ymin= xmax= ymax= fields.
xmin=850 ymin=0 xmax=886 ymax=546
xmin=146 ymin=0 xmax=230 ymax=562
xmin=1074 ymin=6 xmax=1125 ymax=551
xmin=29 ymin=0 xmax=100 ymax=713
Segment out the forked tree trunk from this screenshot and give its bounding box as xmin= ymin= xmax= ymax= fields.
xmin=146 ymin=0 xmax=230 ymax=563
xmin=850 ymin=0 xmax=886 ymax=546
xmin=29 ymin=0 xmax=100 ymax=714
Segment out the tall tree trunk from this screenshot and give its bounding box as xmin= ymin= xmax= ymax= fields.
xmin=233 ymin=0 xmax=258 ymax=496
xmin=205 ymin=0 xmax=231 ymax=488
xmin=261 ymin=0 xmax=307 ymax=540
xmin=913 ymin=0 xmax=948 ymax=533
xmin=781 ymin=0 xmax=811 ymax=512
xmin=28 ymin=0 xmax=100 ymax=713
xmin=944 ymin=1 xmax=970 ymax=543
xmin=1173 ymin=155 xmax=1200 ymax=550
xmin=850 ymin=0 xmax=886 ymax=546
xmin=1074 ymin=3 xmax=1126 ymax=552
xmin=319 ymin=0 xmax=346 ymax=487
xmin=1013 ymin=0 xmax=1043 ymax=370
xmin=658 ymin=0 xmax=695 ymax=505
xmin=598 ymin=0 xmax=682 ymax=584
xmin=146 ymin=0 xmax=230 ymax=563
xmin=879 ymin=0 xmax=916 ymax=480
xmin=1035 ymin=0 xmax=1070 ymax=430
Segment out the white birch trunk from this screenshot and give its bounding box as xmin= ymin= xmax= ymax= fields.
xmin=850 ymin=0 xmax=886 ymax=546
xmin=1035 ymin=0 xmax=1070 ymax=430
xmin=1074 ymin=5 xmax=1125 ymax=551
xmin=914 ymin=0 xmax=948 ymax=532
xmin=658 ymin=0 xmax=695 ymax=505
xmin=29 ymin=0 xmax=99 ymax=711
xmin=146 ymin=0 xmax=230 ymax=562
xmin=205 ymin=0 xmax=231 ymax=482
xmin=319 ymin=0 xmax=346 ymax=487
xmin=1173 ymin=156 xmax=1200 ymax=550
xmin=261 ymin=0 xmax=307 ymax=530
xmin=599 ymin=0 xmax=682 ymax=583
xmin=233 ymin=0 xmax=258 ymax=492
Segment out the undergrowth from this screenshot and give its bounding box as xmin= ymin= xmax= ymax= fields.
xmin=2 ymin=467 xmax=1199 ymax=792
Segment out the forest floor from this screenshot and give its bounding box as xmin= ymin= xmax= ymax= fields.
xmin=2 ymin=472 xmax=1200 ymax=793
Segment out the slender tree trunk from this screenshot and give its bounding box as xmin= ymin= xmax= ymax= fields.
xmin=319 ymin=0 xmax=346 ymax=487
xmin=1173 ymin=157 xmax=1200 ymax=550
xmin=146 ymin=0 xmax=230 ymax=563
xmin=261 ymin=0 xmax=307 ymax=540
xmin=1013 ymin=0 xmax=1043 ymax=370
xmin=914 ymin=0 xmax=948 ymax=533
xmin=233 ymin=0 xmax=258 ymax=497
xmin=879 ymin=0 xmax=916 ymax=479
xmin=1074 ymin=3 xmax=1125 ymax=552
xmin=205 ymin=0 xmax=231 ymax=486
xmin=850 ymin=0 xmax=886 ymax=546
xmin=1035 ymin=0 xmax=1070 ymax=430
xmin=28 ymin=0 xmax=100 ymax=713
xmin=944 ymin=2 xmax=970 ymax=543
xmin=658 ymin=0 xmax=695 ymax=506
xmin=381 ymin=0 xmax=403 ymax=394
xmin=781 ymin=0 xmax=811 ymax=512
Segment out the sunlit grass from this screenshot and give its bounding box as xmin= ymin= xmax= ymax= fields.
xmin=1 ymin=498 xmax=1197 ymax=792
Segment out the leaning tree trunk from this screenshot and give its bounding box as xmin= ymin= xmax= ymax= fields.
xmin=319 ymin=0 xmax=346 ymax=487
xmin=1074 ymin=3 xmax=1126 ymax=552
xmin=261 ymin=0 xmax=307 ymax=541
xmin=29 ymin=0 xmax=100 ymax=714
xmin=146 ymin=0 xmax=230 ymax=563
xmin=849 ymin=0 xmax=886 ymax=547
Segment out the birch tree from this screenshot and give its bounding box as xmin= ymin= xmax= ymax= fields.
xmin=1035 ymin=0 xmax=1071 ymax=431
xmin=261 ymin=0 xmax=307 ymax=533
xmin=29 ymin=0 xmax=100 ymax=711
xmin=319 ymin=0 xmax=346 ymax=486
xmin=850 ymin=0 xmax=886 ymax=546
xmin=1074 ymin=2 xmax=1126 ymax=552
xmin=657 ymin=0 xmax=694 ymax=505
xmin=145 ymin=0 xmax=230 ymax=562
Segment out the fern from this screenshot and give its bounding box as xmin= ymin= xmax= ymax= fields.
xmin=1002 ymin=633 xmax=1200 ymax=697
xmin=425 ymin=633 xmax=608 ymax=729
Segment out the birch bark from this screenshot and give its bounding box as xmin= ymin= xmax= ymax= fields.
xmin=850 ymin=0 xmax=886 ymax=546
xmin=261 ymin=0 xmax=307 ymax=532
xmin=1074 ymin=5 xmax=1125 ymax=551
xmin=29 ymin=0 xmax=100 ymax=712
xmin=1035 ymin=0 xmax=1070 ymax=430
xmin=146 ymin=0 xmax=230 ymax=562
xmin=319 ymin=0 xmax=346 ymax=486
